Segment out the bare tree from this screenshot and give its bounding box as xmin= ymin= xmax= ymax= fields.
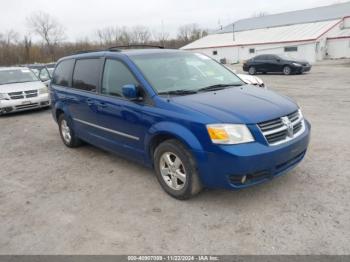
xmin=152 ymin=29 xmax=169 ymax=47
xmin=130 ymin=26 xmax=151 ymax=44
xmin=3 ymin=30 xmax=19 ymax=45
xmin=97 ymin=26 xmax=120 ymax=46
xmin=97 ymin=25 xmax=152 ymax=46
xmin=27 ymin=11 xmax=65 ymax=60
xmin=177 ymin=23 xmax=208 ymax=45
xmin=23 ymin=35 xmax=32 ymax=63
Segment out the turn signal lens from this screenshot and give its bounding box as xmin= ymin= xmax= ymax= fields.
xmin=206 ymin=124 xmax=254 ymax=145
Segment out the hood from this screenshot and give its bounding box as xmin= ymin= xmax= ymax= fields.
xmin=171 ymin=86 xmax=298 ymax=124
xmin=237 ymin=74 xmax=263 ymax=86
xmin=0 ymin=81 xmax=46 ymax=93
xmin=288 ymin=59 xmax=309 ymax=65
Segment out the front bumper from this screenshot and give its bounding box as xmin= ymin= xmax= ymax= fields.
xmin=0 ymin=94 xmax=50 ymax=114
xmin=193 ymin=120 xmax=311 ymax=190
xmin=295 ymin=65 xmax=312 ymax=73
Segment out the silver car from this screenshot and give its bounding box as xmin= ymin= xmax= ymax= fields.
xmin=0 ymin=67 xmax=50 ymax=114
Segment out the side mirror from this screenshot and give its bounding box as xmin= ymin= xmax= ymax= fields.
xmin=122 ymin=84 xmax=141 ymax=100
xmin=276 ymin=59 xmax=281 ymax=62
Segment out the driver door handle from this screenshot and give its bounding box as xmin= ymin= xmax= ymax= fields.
xmin=96 ymin=102 xmax=108 ymax=108
xmin=86 ymin=99 xmax=95 ymax=106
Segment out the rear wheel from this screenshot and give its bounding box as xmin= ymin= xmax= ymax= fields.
xmin=58 ymin=114 xmax=82 ymax=148
xmin=283 ymin=66 xmax=292 ymax=75
xmin=154 ymin=139 xmax=202 ymax=200
xmin=248 ymin=66 xmax=256 ymax=75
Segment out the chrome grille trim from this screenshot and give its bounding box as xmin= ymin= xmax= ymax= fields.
xmin=258 ymin=110 xmax=305 ymax=146
xmin=8 ymin=90 xmax=38 ymax=100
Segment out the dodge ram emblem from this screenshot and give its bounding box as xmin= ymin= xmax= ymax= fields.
xmin=281 ymin=116 xmax=294 ymax=138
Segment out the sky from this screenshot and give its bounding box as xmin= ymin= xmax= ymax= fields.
xmin=0 ymin=0 xmax=345 ymax=42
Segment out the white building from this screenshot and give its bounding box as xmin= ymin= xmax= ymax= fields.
xmin=181 ymin=2 xmax=350 ymax=64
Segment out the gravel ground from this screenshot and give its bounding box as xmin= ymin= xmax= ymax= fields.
xmin=0 ymin=61 xmax=349 ymax=255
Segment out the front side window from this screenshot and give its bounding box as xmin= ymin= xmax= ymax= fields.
xmin=266 ymin=55 xmax=277 ymax=61
xmin=0 ymin=68 xmax=39 ymax=85
xmin=130 ymin=52 xmax=243 ymax=94
xmin=53 ymin=59 xmax=75 ymax=86
xmin=72 ymin=59 xmax=102 ymax=92
xmin=102 ymin=59 xmax=139 ymax=97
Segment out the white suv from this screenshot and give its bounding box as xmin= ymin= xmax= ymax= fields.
xmin=0 ymin=67 xmax=50 ymax=115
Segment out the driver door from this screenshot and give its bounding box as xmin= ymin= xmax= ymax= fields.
xmin=93 ymin=58 xmax=149 ymax=160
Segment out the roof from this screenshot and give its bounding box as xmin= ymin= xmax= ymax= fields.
xmin=218 ymin=1 xmax=350 ymax=33
xmin=59 ymin=49 xmax=184 ymax=62
xmin=182 ymin=19 xmax=341 ymax=50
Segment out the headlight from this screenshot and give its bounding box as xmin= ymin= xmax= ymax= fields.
xmin=298 ymin=109 xmax=304 ymax=119
xmin=207 ymin=124 xmax=255 ymax=145
xmin=38 ymin=87 xmax=49 ymax=94
xmin=292 ymin=62 xmax=302 ymax=67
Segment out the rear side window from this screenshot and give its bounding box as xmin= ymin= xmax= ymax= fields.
xmin=102 ymin=59 xmax=139 ymax=97
xmin=72 ymin=59 xmax=102 ymax=92
xmin=254 ymin=55 xmax=265 ymax=60
xmin=52 ymin=59 xmax=75 ymax=86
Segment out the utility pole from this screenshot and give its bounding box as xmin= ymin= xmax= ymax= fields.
xmin=233 ymin=23 xmax=235 ymax=41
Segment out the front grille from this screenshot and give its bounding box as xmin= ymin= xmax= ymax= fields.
xmin=8 ymin=91 xmax=24 ymax=100
xmin=258 ymin=110 xmax=305 ymax=146
xmin=24 ymin=90 xmax=38 ymax=98
xmin=8 ymin=90 xmax=38 ymax=100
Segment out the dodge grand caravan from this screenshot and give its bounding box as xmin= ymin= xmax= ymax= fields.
xmin=51 ymin=48 xmax=311 ymax=200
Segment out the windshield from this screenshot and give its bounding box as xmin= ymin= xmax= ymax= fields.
xmin=47 ymin=68 xmax=54 ymax=77
xmin=278 ymin=54 xmax=296 ymax=60
xmin=130 ymin=52 xmax=244 ymax=94
xmin=30 ymin=68 xmax=40 ymax=77
xmin=0 ymin=69 xmax=39 ymax=85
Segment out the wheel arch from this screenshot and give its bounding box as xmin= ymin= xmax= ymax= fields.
xmin=145 ymin=122 xmax=204 ymax=165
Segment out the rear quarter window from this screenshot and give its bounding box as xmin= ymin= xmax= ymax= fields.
xmin=52 ymin=59 xmax=75 ymax=86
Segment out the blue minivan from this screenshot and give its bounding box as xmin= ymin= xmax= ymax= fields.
xmin=51 ymin=48 xmax=311 ymax=199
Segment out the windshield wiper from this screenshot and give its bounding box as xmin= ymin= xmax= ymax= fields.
xmin=158 ymin=89 xmax=198 ymax=96
xmin=197 ymin=83 xmax=243 ymax=92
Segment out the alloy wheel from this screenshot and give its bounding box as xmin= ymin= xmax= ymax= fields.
xmin=61 ymin=119 xmax=72 ymax=144
xmin=283 ymin=66 xmax=291 ymax=75
xmin=249 ymin=67 xmax=256 ymax=75
xmin=159 ymin=152 xmax=187 ymax=190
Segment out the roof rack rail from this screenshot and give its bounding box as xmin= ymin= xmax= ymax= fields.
xmin=72 ymin=44 xmax=165 ymax=55
xmin=108 ymin=44 xmax=165 ymax=50
xmin=73 ymin=49 xmax=107 ymax=55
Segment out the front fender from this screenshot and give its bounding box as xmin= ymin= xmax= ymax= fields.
xmin=144 ymin=121 xmax=204 ymax=162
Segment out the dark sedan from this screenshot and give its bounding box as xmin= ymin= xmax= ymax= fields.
xmin=243 ymin=54 xmax=312 ymax=75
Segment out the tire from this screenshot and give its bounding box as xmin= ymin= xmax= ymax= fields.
xmin=58 ymin=114 xmax=82 ymax=148
xmin=283 ymin=66 xmax=292 ymax=75
xmin=154 ymin=139 xmax=202 ymax=200
xmin=248 ymin=66 xmax=256 ymax=75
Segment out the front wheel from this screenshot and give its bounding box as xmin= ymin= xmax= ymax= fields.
xmin=58 ymin=114 xmax=82 ymax=148
xmin=283 ymin=66 xmax=292 ymax=75
xmin=154 ymin=139 xmax=202 ymax=200
xmin=248 ymin=66 xmax=256 ymax=75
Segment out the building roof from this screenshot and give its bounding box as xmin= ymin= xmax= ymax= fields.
xmin=218 ymin=1 xmax=350 ymax=33
xmin=182 ymin=19 xmax=341 ymax=50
